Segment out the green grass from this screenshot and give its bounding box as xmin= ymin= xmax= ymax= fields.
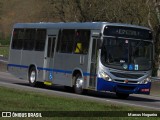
xmin=0 ymin=38 xmax=10 ymax=46
xmin=0 ymin=87 xmax=140 ymax=111
xmin=0 ymin=46 xmax=9 ymax=58
xmin=0 ymin=87 xmax=159 ymax=120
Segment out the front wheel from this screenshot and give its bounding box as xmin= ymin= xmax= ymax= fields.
xmin=74 ymin=74 xmax=84 ymax=94
xmin=29 ymin=67 xmax=37 ymax=87
xmin=116 ymin=92 xmax=129 ymax=99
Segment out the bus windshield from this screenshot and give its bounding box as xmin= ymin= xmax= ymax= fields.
xmin=101 ymin=37 xmax=153 ymax=71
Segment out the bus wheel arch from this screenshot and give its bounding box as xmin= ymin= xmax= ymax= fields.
xmin=28 ymin=65 xmax=38 ymax=87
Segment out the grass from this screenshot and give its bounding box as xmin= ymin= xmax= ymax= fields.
xmin=0 ymin=46 xmax=9 ymax=58
xmin=0 ymin=87 xmax=139 ymax=111
xmin=0 ymin=87 xmax=159 ymax=120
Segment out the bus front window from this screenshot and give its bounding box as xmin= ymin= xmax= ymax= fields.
xmin=101 ymin=38 xmax=129 ymax=65
xmin=101 ymin=37 xmax=153 ymax=71
xmin=130 ymin=41 xmax=152 ymax=70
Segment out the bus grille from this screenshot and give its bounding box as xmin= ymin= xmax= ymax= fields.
xmin=114 ymin=79 xmax=138 ymax=84
xmin=110 ymin=72 xmax=143 ymax=79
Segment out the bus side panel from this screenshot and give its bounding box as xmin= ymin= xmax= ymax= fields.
xmin=8 ymin=49 xmax=22 ymax=78
xmin=53 ymin=53 xmax=89 ymax=87
xmin=20 ymin=50 xmax=45 ymax=81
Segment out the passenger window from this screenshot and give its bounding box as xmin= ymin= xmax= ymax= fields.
xmin=74 ymin=30 xmax=90 ymax=54
xmin=59 ymin=29 xmax=75 ymax=53
xmin=57 ymin=29 xmax=90 ymax=54
xmin=12 ymin=29 xmax=24 ymax=49
xmin=23 ymin=29 xmax=36 ymax=50
xmin=35 ymin=29 xmax=46 ymax=51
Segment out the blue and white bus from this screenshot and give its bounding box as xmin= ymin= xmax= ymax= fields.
xmin=8 ymin=22 xmax=153 ymax=98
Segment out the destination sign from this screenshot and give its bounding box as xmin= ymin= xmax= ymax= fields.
xmin=117 ymin=29 xmax=139 ymax=36
xmin=103 ymin=26 xmax=152 ymax=40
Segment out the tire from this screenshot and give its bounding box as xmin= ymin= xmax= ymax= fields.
xmin=74 ymin=74 xmax=84 ymax=94
xmin=28 ymin=67 xmax=37 ymax=87
xmin=116 ymin=92 xmax=129 ymax=99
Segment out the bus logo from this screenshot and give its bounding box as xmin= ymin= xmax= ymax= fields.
xmin=124 ymin=79 xmax=129 ymax=83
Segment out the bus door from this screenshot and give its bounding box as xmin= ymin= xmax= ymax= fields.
xmin=89 ymin=38 xmax=99 ymax=88
xmin=44 ymin=36 xmax=57 ymax=83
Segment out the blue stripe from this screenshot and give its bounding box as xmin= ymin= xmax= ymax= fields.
xmin=83 ymin=72 xmax=91 ymax=76
xmin=8 ymin=64 xmax=29 ymax=69
xmin=8 ymin=64 xmax=94 ymax=76
xmin=37 ymin=67 xmax=72 ymax=74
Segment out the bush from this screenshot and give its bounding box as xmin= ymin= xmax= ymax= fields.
xmin=0 ymin=37 xmax=10 ymax=45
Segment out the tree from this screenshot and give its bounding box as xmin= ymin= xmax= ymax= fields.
xmin=49 ymin=0 xmax=159 ymax=75
xmin=146 ymin=0 xmax=160 ymax=76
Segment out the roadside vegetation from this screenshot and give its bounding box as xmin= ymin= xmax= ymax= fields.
xmin=0 ymin=0 xmax=160 ymax=75
xmin=0 ymin=86 xmax=159 ymax=120
xmin=0 ymin=38 xmax=10 ymax=58
xmin=0 ymin=46 xmax=9 ymax=58
xmin=0 ymin=87 xmax=140 ymax=111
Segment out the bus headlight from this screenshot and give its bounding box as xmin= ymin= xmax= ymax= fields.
xmin=99 ymin=70 xmax=112 ymax=81
xmin=138 ymin=77 xmax=151 ymax=84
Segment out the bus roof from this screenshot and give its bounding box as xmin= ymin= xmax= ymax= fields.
xmin=13 ymin=22 xmax=151 ymax=30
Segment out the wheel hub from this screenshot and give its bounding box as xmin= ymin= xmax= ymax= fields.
xmin=30 ymin=71 xmax=36 ymax=83
xmin=76 ymin=78 xmax=83 ymax=88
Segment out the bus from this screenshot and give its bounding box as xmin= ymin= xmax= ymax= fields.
xmin=8 ymin=22 xmax=153 ymax=98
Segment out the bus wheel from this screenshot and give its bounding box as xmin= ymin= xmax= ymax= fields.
xmin=74 ymin=74 xmax=84 ymax=94
xmin=116 ymin=92 xmax=129 ymax=99
xmin=29 ymin=67 xmax=37 ymax=87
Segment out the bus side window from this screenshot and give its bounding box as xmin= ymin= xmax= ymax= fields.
xmin=11 ymin=29 xmax=24 ymax=50
xmin=23 ymin=29 xmax=35 ymax=50
xmin=58 ymin=29 xmax=75 ymax=53
xmin=74 ymin=30 xmax=90 ymax=54
xmin=35 ymin=29 xmax=46 ymax=51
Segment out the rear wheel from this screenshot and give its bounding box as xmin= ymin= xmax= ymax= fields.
xmin=74 ymin=74 xmax=84 ymax=94
xmin=29 ymin=67 xmax=37 ymax=87
xmin=116 ymin=92 xmax=129 ymax=99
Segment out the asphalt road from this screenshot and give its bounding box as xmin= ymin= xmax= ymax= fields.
xmin=0 ymin=72 xmax=160 ymax=111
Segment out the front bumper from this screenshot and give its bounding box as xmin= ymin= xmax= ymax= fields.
xmin=97 ymin=78 xmax=151 ymax=95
